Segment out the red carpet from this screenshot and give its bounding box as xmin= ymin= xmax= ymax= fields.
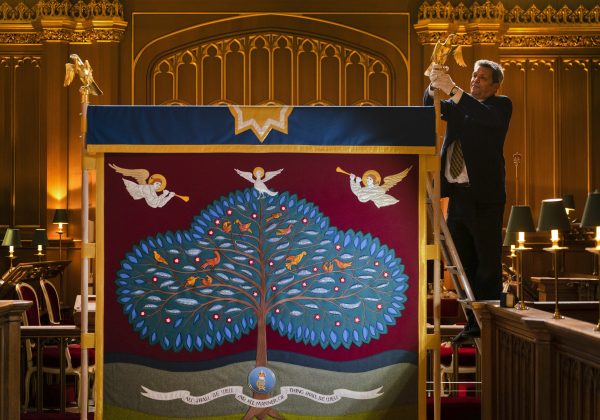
xmin=427 ymin=396 xmax=481 ymax=420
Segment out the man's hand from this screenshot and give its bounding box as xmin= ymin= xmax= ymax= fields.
xmin=431 ymin=72 xmax=456 ymax=95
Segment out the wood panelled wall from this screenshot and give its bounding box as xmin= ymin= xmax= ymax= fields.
xmin=1 ymin=0 xmax=600 ymax=298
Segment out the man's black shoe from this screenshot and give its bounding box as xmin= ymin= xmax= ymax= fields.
xmin=451 ymin=327 xmax=480 ymax=344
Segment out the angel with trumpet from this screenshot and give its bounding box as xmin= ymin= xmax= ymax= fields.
xmin=109 ymin=163 xmax=189 ymax=208
xmin=336 ymin=166 xmax=412 ymax=208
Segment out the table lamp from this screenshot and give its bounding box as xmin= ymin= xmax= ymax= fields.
xmin=503 ymin=230 xmax=518 ymax=269
xmin=32 ymin=228 xmax=48 ymax=261
xmin=52 ymin=209 xmax=69 ymax=259
xmin=537 ymin=198 xmax=570 ymax=319
xmin=506 ymin=205 xmax=536 ymax=310
xmin=562 ymin=194 xmax=575 ymax=222
xmin=580 ymin=190 xmax=600 ymax=331
xmin=2 ymin=228 xmax=22 ymax=270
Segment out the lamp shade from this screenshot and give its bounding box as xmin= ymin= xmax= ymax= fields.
xmin=506 ymin=205 xmax=536 ymax=233
xmin=2 ymin=228 xmax=22 ymax=247
xmin=581 ymin=190 xmax=600 ymax=227
xmin=537 ymin=199 xmax=570 ymax=232
xmin=561 ymin=194 xmax=575 ymax=211
xmin=52 ymin=209 xmax=69 ymax=224
xmin=32 ymin=229 xmax=48 ymax=247
xmin=503 ymin=230 xmax=518 ymax=247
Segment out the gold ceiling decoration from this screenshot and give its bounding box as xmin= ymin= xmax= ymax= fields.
xmin=0 ymin=0 xmax=126 ymax=43
xmin=418 ymin=1 xmax=600 ymax=24
xmin=416 ymin=1 xmax=600 ymax=47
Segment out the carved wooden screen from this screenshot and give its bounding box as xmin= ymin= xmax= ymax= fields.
xmin=131 ymin=13 xmax=410 ymax=106
xmin=150 ymin=33 xmax=392 ymax=106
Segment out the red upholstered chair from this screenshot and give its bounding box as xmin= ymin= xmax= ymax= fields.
xmin=39 ymin=279 xmax=96 ymax=403
xmin=39 ymin=279 xmax=63 ymax=325
xmin=440 ymin=342 xmax=477 ymax=396
xmin=15 ymin=282 xmax=59 ymax=409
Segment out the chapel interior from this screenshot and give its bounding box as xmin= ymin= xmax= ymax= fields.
xmin=1 ymin=1 xmax=599 ymax=419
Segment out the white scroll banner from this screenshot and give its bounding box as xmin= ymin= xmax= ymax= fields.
xmin=141 ymin=385 xmax=383 ymax=408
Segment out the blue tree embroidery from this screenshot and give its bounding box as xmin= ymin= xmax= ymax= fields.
xmin=116 ymin=187 xmax=409 ymax=370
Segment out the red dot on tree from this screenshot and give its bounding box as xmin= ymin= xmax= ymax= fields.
xmin=140 ymin=311 xmax=146 ymax=316
xmin=354 ymin=317 xmax=360 ymax=323
xmin=268 ymin=261 xmax=274 ymax=266
xmin=213 ymin=314 xmax=220 ymax=320
xmin=334 ymin=286 xmax=339 ymax=292
xmin=271 ymin=286 xmax=277 ymax=291
xmin=173 ymin=258 xmax=180 ymax=264
xmin=280 ymin=205 xmax=287 ymax=211
xmin=275 ymin=308 xmax=280 ymax=314
xmin=195 ymin=257 xmax=200 ymax=262
xmin=377 ymin=304 xmax=383 ymax=310
xmin=374 ymin=261 xmax=380 ymax=266
xmin=208 ymin=230 xmax=214 ymax=236
xmin=152 ymin=277 xmax=158 ymax=282
xmin=302 ymin=217 xmax=308 ymax=224
xmin=252 ymin=213 xmax=258 ymax=219
xmin=314 ymin=314 xmax=321 ymax=320
xmin=165 ymin=317 xmax=172 ymax=324
xmin=383 ymin=272 xmax=389 ymax=278
xmin=340 ymin=277 xmax=346 ymax=283
xmin=335 ymin=244 xmax=341 ymax=250
xmin=302 ymin=282 xmax=307 ymax=287
xmin=249 ymin=259 xmax=254 ymax=265
xmin=226 ymin=317 xmax=232 ymax=323
xmin=312 ymin=267 xmax=318 ymax=272
xmin=226 ymin=209 xmax=233 ymax=215
xmin=335 ymin=321 xmax=341 ymax=327
xmin=214 ymin=219 xmax=221 ymax=225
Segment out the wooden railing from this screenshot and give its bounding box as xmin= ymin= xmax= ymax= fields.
xmin=474 ymin=301 xmax=600 ymax=420
xmin=0 ymin=300 xmax=31 ymax=420
xmin=20 ymin=325 xmax=81 ymax=414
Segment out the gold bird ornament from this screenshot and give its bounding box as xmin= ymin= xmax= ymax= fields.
xmin=424 ymin=33 xmax=466 ymax=76
xmin=64 ymin=54 xmax=103 ymax=96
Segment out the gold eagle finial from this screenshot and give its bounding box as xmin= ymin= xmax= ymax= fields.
xmin=64 ymin=54 xmax=103 ymax=96
xmin=424 ymin=34 xmax=466 ymax=76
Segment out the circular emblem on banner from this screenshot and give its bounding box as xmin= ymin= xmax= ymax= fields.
xmin=248 ymin=366 xmax=276 ymax=394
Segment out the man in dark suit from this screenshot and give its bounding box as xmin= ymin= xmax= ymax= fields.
xmin=424 ymin=60 xmax=512 ymax=342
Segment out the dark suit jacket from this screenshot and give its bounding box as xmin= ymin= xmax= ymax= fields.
xmin=424 ymin=88 xmax=512 ymax=204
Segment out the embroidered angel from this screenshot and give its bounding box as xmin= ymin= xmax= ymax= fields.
xmin=338 ymin=166 xmax=412 ymax=208
xmin=235 ymin=167 xmax=283 ymax=198
xmin=109 ymin=163 xmax=189 ymax=208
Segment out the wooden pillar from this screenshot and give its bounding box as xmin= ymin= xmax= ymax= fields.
xmin=0 ymin=301 xmax=32 ymax=420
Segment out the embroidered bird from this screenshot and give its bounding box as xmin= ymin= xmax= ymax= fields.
xmin=276 ymin=224 xmax=293 ymax=236
xmin=234 ymin=167 xmax=283 ymax=198
xmin=201 ymin=275 xmax=213 ymax=286
xmin=184 ymin=276 xmax=199 ymax=287
xmin=285 ymin=251 xmax=306 ymax=270
xmin=266 ymin=212 xmax=283 ymax=221
xmin=153 ymin=250 xmax=168 ymax=265
xmin=64 ymin=54 xmax=103 ymax=96
xmin=222 ymin=221 xmax=232 ymax=233
xmin=235 ymin=219 xmax=253 ymax=233
xmin=200 ymin=251 xmax=220 ymax=270
xmin=424 ymin=33 xmax=466 ymax=76
xmin=333 ymin=258 xmax=353 ymax=269
xmin=322 ymin=261 xmax=334 ymax=272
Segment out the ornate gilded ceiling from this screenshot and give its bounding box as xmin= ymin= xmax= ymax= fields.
xmin=415 ymin=1 xmax=600 ymax=47
xmin=0 ymin=0 xmax=126 ymax=43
